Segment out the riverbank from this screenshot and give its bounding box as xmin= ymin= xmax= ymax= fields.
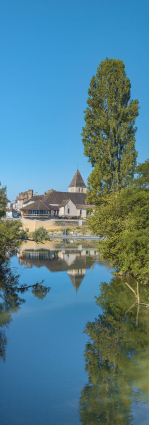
xmin=20 ymin=218 xmax=88 ymax=233
xmin=20 ymin=217 xmax=95 ymax=238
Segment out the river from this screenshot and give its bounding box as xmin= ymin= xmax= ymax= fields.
xmin=0 ymin=240 xmax=149 ymax=424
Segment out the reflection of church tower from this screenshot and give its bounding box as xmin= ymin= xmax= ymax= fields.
xmin=68 ymin=269 xmax=86 ymax=292
xmin=58 ymin=251 xmax=76 ymax=266
xmin=68 ymin=170 xmax=86 ymax=193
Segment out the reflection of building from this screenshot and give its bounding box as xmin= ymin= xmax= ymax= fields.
xmin=68 ymin=269 xmax=86 ymax=291
xmin=17 ymin=244 xmax=100 ymax=292
xmin=58 ymin=251 xmax=77 ymax=266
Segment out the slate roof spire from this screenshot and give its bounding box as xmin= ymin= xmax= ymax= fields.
xmin=69 ymin=170 xmax=86 ymax=188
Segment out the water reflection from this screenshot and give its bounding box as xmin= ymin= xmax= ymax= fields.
xmin=79 ymin=277 xmax=149 ymax=424
xmin=17 ymin=241 xmax=103 ymax=292
xmin=0 ymin=263 xmax=50 ymax=361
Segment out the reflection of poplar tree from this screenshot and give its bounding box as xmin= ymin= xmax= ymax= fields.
xmin=79 ymin=278 xmax=149 ymax=424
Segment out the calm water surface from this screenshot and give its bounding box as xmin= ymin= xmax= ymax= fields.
xmin=0 ymin=241 xmax=149 ymax=424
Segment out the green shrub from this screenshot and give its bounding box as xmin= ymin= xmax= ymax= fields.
xmin=20 ymin=228 xmax=29 ymax=240
xmin=32 ymin=227 xmax=48 ymax=243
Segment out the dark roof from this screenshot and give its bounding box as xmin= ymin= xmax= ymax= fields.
xmin=6 ymin=198 xmax=11 ymax=203
xmin=21 ymin=199 xmax=55 ymax=211
xmin=60 ymin=199 xmax=70 ymax=207
xmin=69 ymin=170 xmax=86 ymax=188
xmin=22 ymin=190 xmax=87 ymax=210
xmin=44 ymin=190 xmax=86 ymax=205
xmin=23 ymin=195 xmax=44 ymax=205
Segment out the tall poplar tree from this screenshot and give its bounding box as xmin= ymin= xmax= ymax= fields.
xmin=82 ymin=58 xmax=139 ymax=203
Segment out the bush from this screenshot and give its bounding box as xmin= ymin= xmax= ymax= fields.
xmin=20 ymin=228 xmax=29 ymax=240
xmin=32 ymin=227 xmax=48 ymax=243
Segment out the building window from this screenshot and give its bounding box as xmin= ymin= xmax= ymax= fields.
xmin=80 ymin=210 xmax=82 ymax=215
xmin=68 ymin=208 xmax=70 ymax=214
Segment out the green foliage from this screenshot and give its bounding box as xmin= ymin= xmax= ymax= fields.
xmin=32 ymin=227 xmax=48 ymax=243
xmin=31 ymin=282 xmax=50 ymax=299
xmin=0 ymin=183 xmax=7 ymax=218
xmin=79 ymin=278 xmax=149 ymax=424
xmin=19 ymin=227 xmax=29 ymax=240
xmin=0 ymin=182 xmax=29 ymax=262
xmin=0 ymin=220 xmax=22 ymax=263
xmin=135 ymin=159 xmax=149 ymax=189
xmin=82 ymin=58 xmax=139 ymax=203
xmin=88 ymin=182 xmax=149 ymax=282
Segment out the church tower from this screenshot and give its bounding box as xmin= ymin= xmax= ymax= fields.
xmin=68 ymin=170 xmax=86 ymax=193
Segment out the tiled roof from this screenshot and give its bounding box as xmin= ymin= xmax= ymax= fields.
xmin=69 ymin=170 xmax=86 ymax=188
xmin=23 ymin=195 xmax=44 ymax=205
xmin=44 ymin=190 xmax=86 ymax=205
xmin=60 ymin=199 xmax=70 ymax=207
xmin=21 ymin=190 xmax=88 ymax=210
xmin=21 ymin=199 xmax=55 ymax=211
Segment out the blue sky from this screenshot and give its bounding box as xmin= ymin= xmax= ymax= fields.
xmin=0 ymin=0 xmax=149 ymax=201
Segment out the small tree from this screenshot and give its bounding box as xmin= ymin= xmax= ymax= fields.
xmin=32 ymin=227 xmax=48 ymax=243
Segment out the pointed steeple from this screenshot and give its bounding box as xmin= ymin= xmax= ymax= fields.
xmin=68 ymin=170 xmax=86 ymax=193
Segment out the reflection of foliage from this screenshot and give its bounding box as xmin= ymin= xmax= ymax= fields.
xmin=79 ymin=277 xmax=149 ymax=424
xmin=0 ymin=262 xmax=50 ymax=361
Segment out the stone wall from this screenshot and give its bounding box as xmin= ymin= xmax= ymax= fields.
xmin=20 ymin=218 xmax=87 ymax=232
